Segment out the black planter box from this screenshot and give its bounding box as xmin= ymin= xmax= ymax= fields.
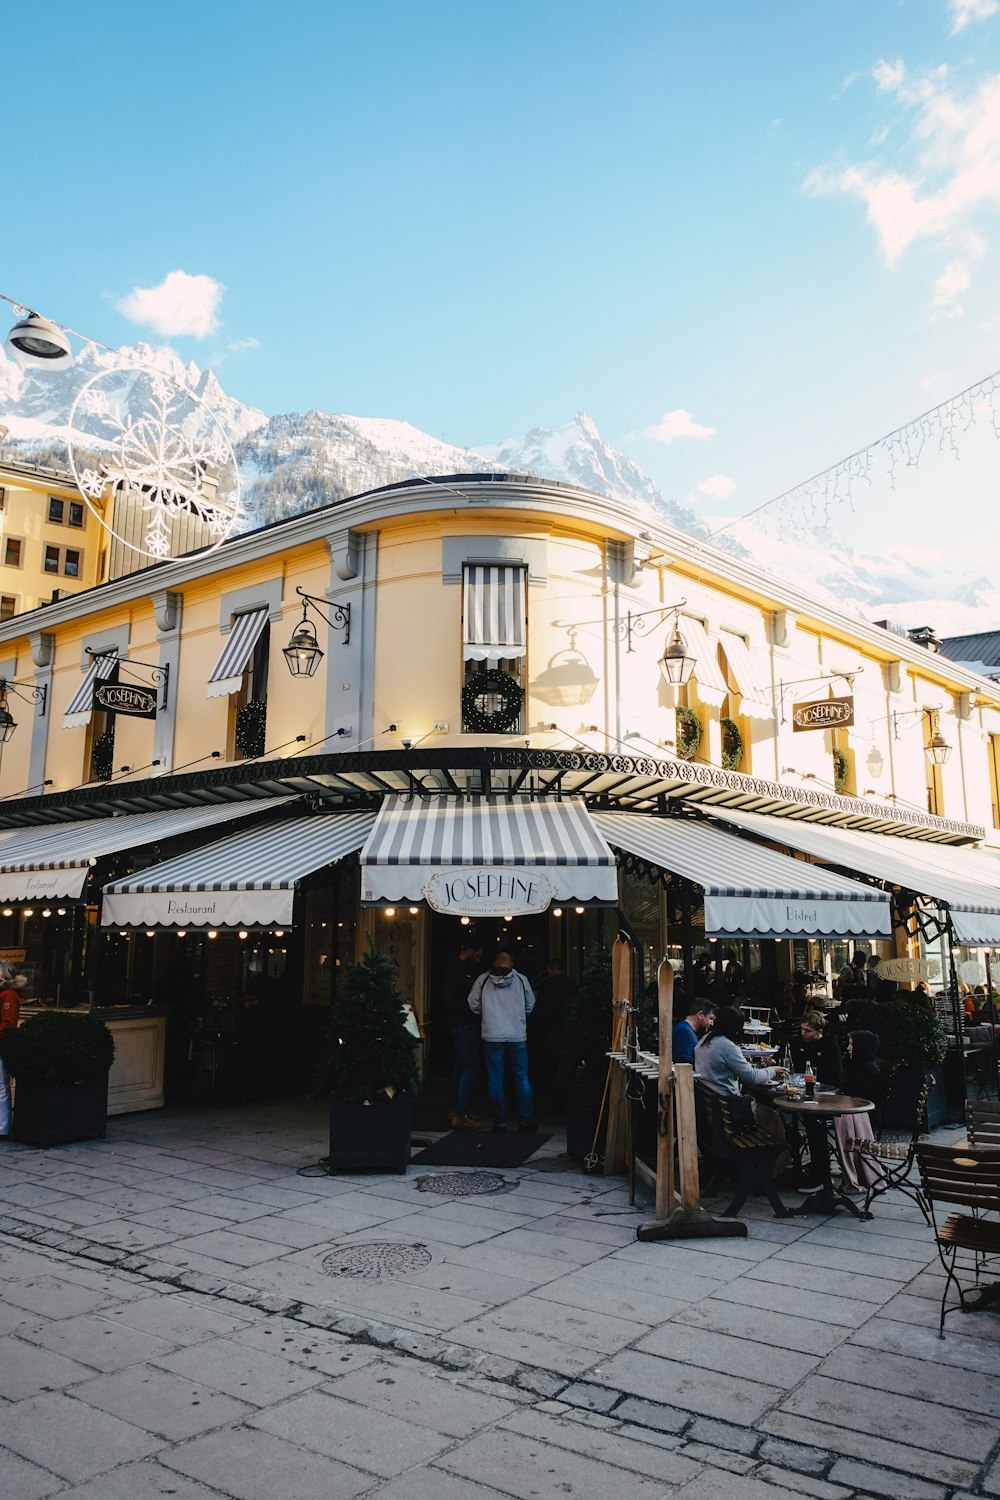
xmin=329 ymin=1094 xmax=411 ymax=1174
xmin=13 ymin=1076 xmax=109 ymax=1148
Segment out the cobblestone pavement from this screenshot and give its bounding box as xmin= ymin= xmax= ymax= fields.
xmin=0 ymin=1098 xmax=998 ymax=1499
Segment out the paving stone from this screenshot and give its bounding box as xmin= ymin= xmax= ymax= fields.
xmin=161 ymin=1424 xmax=370 ymax=1499
xmin=776 ymin=1239 xmax=929 ymax=1282
xmin=537 ymin=1269 xmax=683 ymax=1324
xmin=591 ymin=1349 xmax=785 ymax=1426
xmin=0 ymin=1390 xmax=162 ymax=1481
xmin=709 ymin=1276 xmax=880 ymax=1328
xmin=325 ymin=1357 xmax=515 ymax=1435
xmin=439 ymin=1425 xmax=693 ymax=1499
xmin=757 ymin=1435 xmax=833 ymax=1475
xmin=818 ymin=1341 xmax=1000 ymax=1418
xmin=637 ymin=1322 xmax=820 ymax=1388
xmin=673 ymin=1471 xmax=837 ymax=1499
xmin=684 ymin=1442 xmax=757 ymax=1472
xmin=674 ymin=1299 xmax=849 ymax=1355
xmin=371 ymin=1469 xmax=515 ymax=1500
xmin=21 ymin=1310 xmax=176 ymax=1372
xmin=759 ymin=1411 xmax=978 ymax=1490
xmin=448 ymin=1317 xmax=597 ymax=1376
xmin=0 ymin=1447 xmax=65 ymax=1499
xmin=0 ymin=1333 xmax=96 ymax=1398
xmin=4 ymin=1274 xmax=114 ymax=1320
xmin=155 ymin=1334 xmax=327 ymax=1404
xmin=848 ymin=1314 xmax=1000 ymax=1376
xmin=97 ymin=1291 xmax=251 ymax=1345
xmin=986 ymin=1452 xmax=1000 ymax=1498
xmin=502 ymin=1405 xmax=704 ymax=1484
xmin=827 ymin=1457 xmax=948 ymax=1500
xmin=754 ymin=1463 xmax=851 ymax=1498
xmin=878 ymin=1291 xmax=1000 ymax=1342
xmin=72 ymin=1365 xmax=251 ymax=1440
xmin=613 ymin=1395 xmax=689 ymax=1434
xmin=512 ymin=1365 xmax=566 ymax=1397
xmin=559 ymin=1379 xmax=621 ymax=1413
xmin=779 ymin=1372 xmax=997 ymax=1462
xmin=741 ymin=1256 xmax=899 ymax=1305
xmin=250 ymin=1388 xmax=452 ymax=1475
xmin=686 ymin=1416 xmax=761 ymax=1454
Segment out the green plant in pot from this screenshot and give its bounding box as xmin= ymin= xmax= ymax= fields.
xmin=850 ymin=996 xmax=947 ymax=1128
xmin=317 ymin=942 xmax=419 ymax=1173
xmin=0 ymin=1011 xmax=115 ymax=1148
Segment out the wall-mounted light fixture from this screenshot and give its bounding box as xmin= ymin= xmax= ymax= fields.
xmin=0 ymin=677 xmax=48 ymax=743
xmin=619 ymin=600 xmax=695 ymax=687
xmin=283 ymin=587 xmax=351 ymax=678
xmin=892 ymin=707 xmax=952 ymax=766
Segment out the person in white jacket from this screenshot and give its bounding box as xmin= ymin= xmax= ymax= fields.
xmin=468 ymin=949 xmax=536 ymax=1133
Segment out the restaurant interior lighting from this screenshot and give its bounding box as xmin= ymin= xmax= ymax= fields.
xmin=207 ymin=930 xmax=218 ymax=939
xmin=23 ymin=908 xmax=33 ymax=917
xmin=2 ymin=909 xmax=12 ymax=917
xmin=552 ymin=907 xmax=563 ymax=917
xmin=384 ymin=908 xmax=395 ymax=918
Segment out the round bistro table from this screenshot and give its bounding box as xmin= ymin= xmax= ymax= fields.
xmin=772 ymin=1092 xmax=875 ymax=1220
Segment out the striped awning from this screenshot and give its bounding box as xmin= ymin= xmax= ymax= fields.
xmin=679 ymin=617 xmax=727 ymax=708
xmin=360 ymin=796 xmax=618 ymax=912
xmin=463 ymin=565 xmax=527 ymax=661
xmin=63 ymin=653 xmax=118 ymax=729
xmin=721 ymin=631 xmax=773 ymax=721
xmin=591 ymin=811 xmax=891 ymax=940
xmin=0 ymin=798 xmax=289 ymax=905
xmin=207 ymin=608 xmax=269 ymax=698
xmin=102 ymin=811 xmax=376 ymax=929
xmin=705 ymin=807 xmax=1000 ymax=947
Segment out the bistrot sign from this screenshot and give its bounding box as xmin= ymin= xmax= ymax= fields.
xmin=92 ymin=682 xmax=158 ymax=719
xmin=423 ymin=867 xmax=554 ymax=917
xmin=792 ymin=696 xmax=854 ymax=732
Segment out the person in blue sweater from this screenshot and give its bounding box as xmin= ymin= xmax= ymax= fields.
xmin=672 ymin=999 xmax=717 ymax=1066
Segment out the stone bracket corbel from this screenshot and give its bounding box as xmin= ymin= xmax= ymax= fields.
xmin=152 ymin=590 xmax=182 ymax=634
xmin=883 ymin=660 xmax=903 ymax=695
xmin=30 ymin=631 xmax=54 ymax=670
xmin=327 ymin=529 xmax=361 ymax=582
xmin=769 ymin=610 xmax=795 ymax=649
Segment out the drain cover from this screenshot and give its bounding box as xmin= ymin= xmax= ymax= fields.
xmin=415 ymin=1171 xmax=508 ymax=1197
xmin=321 ymin=1242 xmax=432 ymax=1280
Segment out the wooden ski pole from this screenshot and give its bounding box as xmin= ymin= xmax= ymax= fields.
xmin=605 ymin=934 xmax=631 ymax=1176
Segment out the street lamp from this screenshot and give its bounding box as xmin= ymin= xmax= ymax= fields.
xmin=0 ymin=677 xmax=48 ymax=741
xmin=283 ymin=587 xmax=351 ymax=678
xmin=891 ymin=707 xmax=952 ymax=767
xmin=619 ymin=600 xmax=696 ymax=687
xmin=4 ymin=311 xmax=74 ymax=369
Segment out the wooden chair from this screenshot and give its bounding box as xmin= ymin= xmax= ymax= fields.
xmin=843 ymin=1072 xmax=934 ymax=1223
xmin=694 ymin=1080 xmax=790 ymax=1220
xmin=914 ymin=1143 xmax=1000 ymax=1335
xmin=966 ymin=1099 xmax=1000 ymax=1148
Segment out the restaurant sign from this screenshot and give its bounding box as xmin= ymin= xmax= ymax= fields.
xmin=92 ymin=682 xmax=158 ymax=719
xmin=792 ymin=696 xmax=854 ymax=732
xmin=423 ymin=867 xmax=554 ymax=917
xmin=874 ymin=956 xmax=938 ymax=983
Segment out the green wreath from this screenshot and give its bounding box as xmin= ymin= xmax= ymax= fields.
xmin=675 ymin=705 xmax=702 ymax=761
xmin=236 ymin=699 xmax=267 ymax=758
xmin=832 ymin=747 xmax=849 ymax=794
xmin=462 ymin=669 xmax=524 ymax=733
xmin=721 ymin=716 xmax=743 ymax=770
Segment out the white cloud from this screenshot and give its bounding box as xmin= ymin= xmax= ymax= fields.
xmin=644 ymin=408 xmax=716 ymax=444
xmin=696 ymin=473 xmax=737 ymax=498
xmin=226 ymin=337 xmax=260 ymax=354
xmin=805 ymin=59 xmax=1000 ymax=310
xmin=117 ymin=270 xmax=224 ymax=339
xmin=950 ymin=0 xmax=998 ymax=34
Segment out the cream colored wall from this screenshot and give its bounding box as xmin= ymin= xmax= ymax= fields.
xmin=0 ymin=642 xmax=33 ymax=797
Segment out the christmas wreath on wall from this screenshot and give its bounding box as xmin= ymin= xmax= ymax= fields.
xmin=236 ymin=699 xmax=267 ymax=759
xmin=91 ymin=729 xmax=115 ymax=783
xmin=462 ymin=669 xmax=524 ymax=734
xmin=675 ymin=705 xmax=702 ymax=761
xmin=721 ymin=717 xmax=743 ymax=770
xmin=832 ymin=747 xmax=849 ymax=794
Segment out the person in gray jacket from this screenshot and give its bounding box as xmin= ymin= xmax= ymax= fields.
xmin=468 ymin=949 xmax=537 ymax=1133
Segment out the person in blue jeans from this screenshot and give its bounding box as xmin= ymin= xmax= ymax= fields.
xmin=467 ymin=949 xmax=537 ymax=1133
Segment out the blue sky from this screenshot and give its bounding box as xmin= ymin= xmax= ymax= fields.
xmin=5 ymin=0 xmax=1000 ymax=553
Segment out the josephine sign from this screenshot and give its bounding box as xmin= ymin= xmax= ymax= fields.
xmin=423 ymin=867 xmax=554 ymax=917
xmin=93 ymin=682 xmax=158 ymax=719
xmin=792 ymin=696 xmax=854 ymax=732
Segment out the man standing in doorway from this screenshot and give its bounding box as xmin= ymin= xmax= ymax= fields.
xmin=468 ymin=949 xmax=537 ymax=1133
xmin=446 ymin=942 xmax=483 ymax=1130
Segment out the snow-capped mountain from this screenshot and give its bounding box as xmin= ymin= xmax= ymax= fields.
xmin=0 ymin=343 xmax=992 ymax=636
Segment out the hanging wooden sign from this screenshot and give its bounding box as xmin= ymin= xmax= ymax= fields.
xmin=792 ymin=696 xmax=854 ymax=731
xmin=92 ymin=682 xmax=158 ymax=719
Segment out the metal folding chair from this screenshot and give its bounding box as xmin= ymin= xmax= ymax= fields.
xmin=914 ymin=1143 xmax=1000 ymax=1335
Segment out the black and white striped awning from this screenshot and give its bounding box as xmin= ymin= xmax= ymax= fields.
xmin=463 ymin=565 xmax=527 ymax=661
xmin=360 ymin=795 xmax=618 ymax=913
xmin=63 ymin=653 xmax=118 ymax=730
xmin=591 ymin=811 xmax=891 ymax=940
xmin=0 ymin=797 xmax=290 ymax=904
xmin=720 ymin=630 xmax=773 ymax=722
xmin=102 ymin=810 xmax=376 ymax=929
xmin=207 ymin=608 xmax=269 ymax=698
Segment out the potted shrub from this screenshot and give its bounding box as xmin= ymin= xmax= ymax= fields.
xmin=1 ymin=1011 xmax=115 ymax=1148
xmin=853 ymin=998 xmax=947 ymax=1128
xmin=317 ymin=944 xmax=419 ymax=1173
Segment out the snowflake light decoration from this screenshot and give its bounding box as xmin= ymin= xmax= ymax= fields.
xmin=67 ymin=364 xmax=241 ymax=561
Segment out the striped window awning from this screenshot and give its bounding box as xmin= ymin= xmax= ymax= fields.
xmin=63 ymin=653 xmax=118 ymax=730
xmin=0 ymin=797 xmax=290 ymax=905
xmin=463 ymin=565 xmax=527 ymax=661
xmin=207 ymin=608 xmax=269 ymax=698
xmin=706 ymin=806 xmax=1000 ymax=948
xmin=591 ymin=811 xmax=891 ymax=940
xmin=102 ymin=811 xmax=376 ymax=929
xmin=360 ymin=796 xmax=618 ymax=912
xmin=720 ymin=631 xmax=773 ymax=721
xmin=678 ymin=617 xmax=727 ymax=707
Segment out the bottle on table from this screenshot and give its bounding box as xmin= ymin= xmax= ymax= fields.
xmin=804 ymin=1060 xmax=815 ymax=1100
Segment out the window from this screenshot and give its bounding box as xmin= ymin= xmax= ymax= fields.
xmin=230 ymin=623 xmax=270 ymax=760
xmin=69 ymin=502 xmax=84 ymax=527
xmin=48 ymin=498 xmax=84 ymax=527
xmin=0 ymin=487 xmax=6 ymax=511
xmin=48 ymin=497 xmax=64 ymax=524
xmin=4 ymin=538 xmax=22 ymax=567
xmin=461 ymin=564 xmax=527 ymax=735
xmin=0 ymin=596 xmax=16 ymax=621
xmin=989 ymin=735 xmax=1000 ymax=830
xmin=43 ymin=544 xmax=82 ymax=578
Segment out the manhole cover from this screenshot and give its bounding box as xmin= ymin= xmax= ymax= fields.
xmin=321 ymin=1242 xmax=432 ymax=1280
xmin=415 ymin=1171 xmax=508 ymax=1197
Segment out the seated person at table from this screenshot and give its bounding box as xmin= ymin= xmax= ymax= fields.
xmin=672 ymin=999 xmax=717 ymax=1066
xmin=695 ymin=1007 xmax=789 ymax=1163
xmin=834 ymin=1029 xmax=886 ymax=1195
xmin=791 ymin=1011 xmax=842 ymax=1088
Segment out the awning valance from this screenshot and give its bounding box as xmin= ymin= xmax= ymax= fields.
xmin=720 ymin=631 xmax=773 ymax=722
xmin=360 ymin=795 xmax=618 ymax=912
xmin=705 ymin=807 xmax=1000 ymax=947
xmin=0 ymin=798 xmax=289 ymax=904
xmin=63 ymin=653 xmax=118 ymax=730
xmin=679 ymin=617 xmax=727 ymax=708
xmin=207 ymin=608 xmax=269 ymax=698
xmin=463 ymin=565 xmax=527 ymax=661
xmin=591 ymin=811 xmax=892 ymax=940
xmin=102 ymin=811 xmax=376 ymax=928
